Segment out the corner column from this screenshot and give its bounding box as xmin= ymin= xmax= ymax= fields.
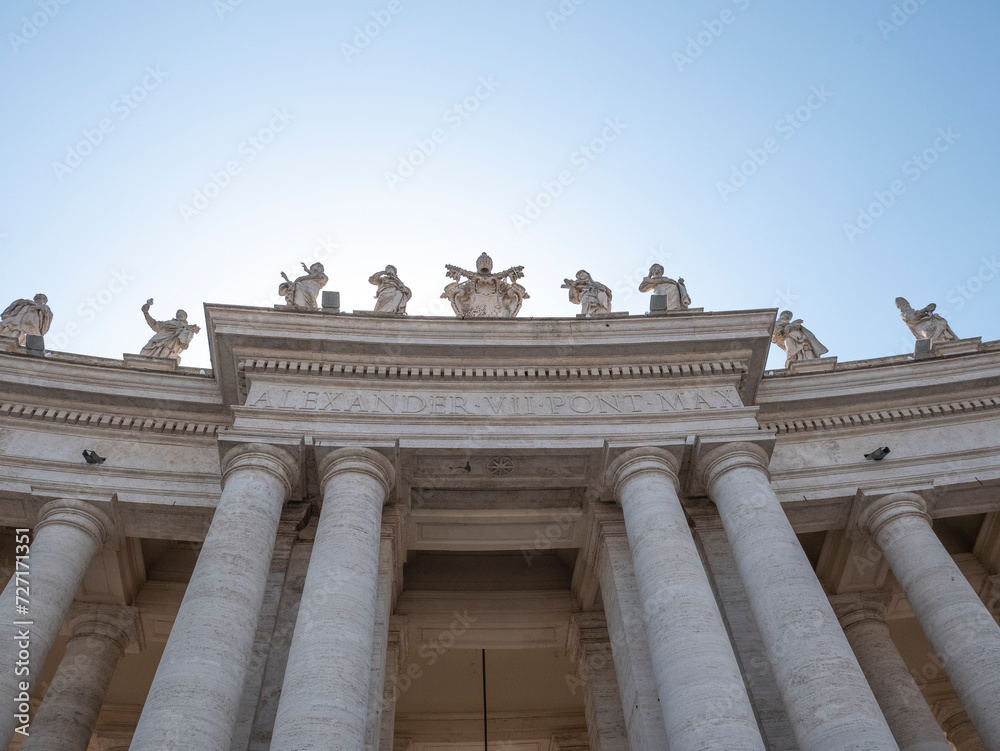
xmin=856 ymin=492 xmax=1000 ymax=748
xmin=0 ymin=498 xmax=113 ymax=745
xmin=567 ymin=613 xmax=628 ymax=751
xmin=130 ymin=443 xmax=298 ymax=751
xmin=269 ymin=447 xmax=395 ymax=751
xmin=20 ymin=605 xmax=135 ymax=751
xmin=829 ymin=593 xmax=950 ymax=751
xmin=698 ymin=442 xmax=898 ymax=751
xmin=607 ymin=448 xmax=765 ymax=751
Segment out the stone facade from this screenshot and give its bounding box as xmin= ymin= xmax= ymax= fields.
xmin=0 ymin=304 xmax=998 ymax=751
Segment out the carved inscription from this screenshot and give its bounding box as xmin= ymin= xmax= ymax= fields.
xmin=244 ymin=386 xmax=743 ymax=416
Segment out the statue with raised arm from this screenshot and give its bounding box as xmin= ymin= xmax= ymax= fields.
xmin=0 ymin=293 xmax=52 ymax=346
xmin=772 ymin=310 xmax=829 ymax=368
xmin=441 ymin=253 xmax=528 ymax=317
xmin=139 ymin=299 xmax=201 ymax=361
xmin=895 ymin=297 xmax=957 ymax=345
xmin=369 ymin=265 xmax=412 ymax=314
xmin=562 ymin=270 xmax=612 ymax=316
xmin=278 ymin=262 xmax=328 ymax=309
xmin=639 ymin=264 xmax=691 ymax=310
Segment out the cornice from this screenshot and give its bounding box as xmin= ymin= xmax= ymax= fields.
xmin=0 ymin=399 xmax=227 ymax=437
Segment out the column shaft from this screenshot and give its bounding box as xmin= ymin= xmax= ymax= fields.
xmin=861 ymin=493 xmax=1000 ymax=749
xmin=568 ymin=615 xmax=628 ymax=751
xmin=130 ymin=443 xmax=297 ymax=751
xmin=700 ymin=443 xmax=899 ymax=751
xmin=609 ymin=448 xmax=765 ymax=751
xmin=0 ymin=499 xmax=112 ymax=746
xmin=832 ymin=594 xmax=950 ymax=751
xmin=20 ymin=607 xmax=133 ymax=751
xmin=269 ymin=447 xmax=395 ymax=751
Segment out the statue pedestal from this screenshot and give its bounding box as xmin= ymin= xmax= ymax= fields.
xmin=788 ymin=356 xmax=838 ymax=374
xmin=351 ymin=310 xmax=406 ymax=318
xmin=576 ymin=312 xmax=629 ymax=319
xmin=123 ymin=354 xmax=179 ymax=371
xmin=930 ymin=337 xmax=982 ymax=357
xmin=649 ymin=307 xmax=704 ymax=316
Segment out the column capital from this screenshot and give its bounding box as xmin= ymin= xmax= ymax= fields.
xmin=36 ymin=499 xmax=114 ymax=550
xmin=852 ymin=491 xmax=931 ymax=542
xmin=319 ymin=447 xmax=395 ymax=498
xmin=605 ymin=447 xmax=680 ymax=502
xmin=221 ymin=442 xmax=299 ymax=496
xmin=829 ymin=591 xmax=892 ymax=630
xmin=696 ymin=442 xmax=770 ymax=497
xmin=66 ymin=603 xmax=138 ymax=652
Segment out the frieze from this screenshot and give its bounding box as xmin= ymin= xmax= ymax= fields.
xmin=243 ymin=386 xmax=745 ymax=416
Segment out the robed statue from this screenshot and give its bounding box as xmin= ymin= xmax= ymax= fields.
xmin=772 ymin=310 xmax=829 ymax=368
xmin=563 ymin=270 xmax=612 ymax=316
xmin=369 ymin=265 xmax=411 ymax=314
xmin=895 ymin=297 xmax=957 ymax=345
xmin=0 ymin=293 xmax=52 ymax=345
xmin=279 ymin=262 xmax=328 ymax=309
xmin=639 ymin=264 xmax=691 ymax=310
xmin=140 ymin=299 xmax=201 ymax=361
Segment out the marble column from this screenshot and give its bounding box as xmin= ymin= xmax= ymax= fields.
xmin=130 ymin=443 xmax=298 ymax=751
xmin=269 ymin=447 xmax=395 ymax=751
xmin=20 ymin=606 xmax=135 ymax=751
xmin=698 ymin=442 xmax=899 ymax=751
xmin=856 ymin=492 xmax=1000 ymax=749
xmin=0 ymin=498 xmax=113 ymax=746
xmin=830 ymin=593 xmax=950 ymax=751
xmin=607 ymin=447 xmax=766 ymax=751
xmin=935 ymin=698 xmax=988 ymax=751
xmin=567 ymin=613 xmax=628 ymax=751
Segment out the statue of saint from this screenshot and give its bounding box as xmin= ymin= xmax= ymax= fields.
xmin=895 ymin=297 xmax=957 ymax=344
xmin=0 ymin=293 xmax=52 ymax=345
xmin=563 ymin=270 xmax=612 ymax=316
xmin=638 ymin=264 xmax=691 ymax=310
xmin=441 ymin=253 xmax=528 ymax=317
xmin=140 ymin=299 xmax=201 ymax=361
xmin=369 ymin=265 xmax=412 ymax=314
xmin=278 ymin=262 xmax=328 ymax=309
xmin=772 ymin=310 xmax=829 ymax=368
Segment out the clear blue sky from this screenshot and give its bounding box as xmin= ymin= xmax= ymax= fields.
xmin=2 ymin=0 xmax=998 ymax=370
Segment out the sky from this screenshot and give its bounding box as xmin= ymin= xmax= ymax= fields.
xmin=1 ymin=0 xmax=998 ymax=371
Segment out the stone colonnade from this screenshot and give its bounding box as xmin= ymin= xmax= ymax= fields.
xmin=4 ymin=439 xmax=1000 ymax=751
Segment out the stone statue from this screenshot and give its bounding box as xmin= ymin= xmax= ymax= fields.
xmin=772 ymin=310 xmax=829 ymax=368
xmin=562 ymin=270 xmax=612 ymax=316
xmin=638 ymin=264 xmax=691 ymax=310
xmin=441 ymin=253 xmax=528 ymax=318
xmin=0 ymin=293 xmax=52 ymax=345
xmin=895 ymin=297 xmax=957 ymax=344
xmin=140 ymin=299 xmax=201 ymax=360
xmin=278 ymin=262 xmax=328 ymax=309
xmin=369 ymin=265 xmax=411 ymax=314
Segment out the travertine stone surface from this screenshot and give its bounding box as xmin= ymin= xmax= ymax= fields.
xmin=378 ymin=618 xmax=407 ymax=751
xmin=0 ymin=499 xmax=112 ymax=746
xmin=691 ymin=509 xmax=798 ymax=751
xmin=699 ymin=442 xmax=899 ymax=751
xmin=607 ymin=448 xmax=765 ymax=751
xmin=935 ymin=698 xmax=989 ymax=751
xmin=20 ymin=606 xmax=134 ymax=751
xmin=857 ymin=492 xmax=1000 ymax=749
xmin=567 ymin=614 xmax=628 ymax=751
xmin=364 ymin=536 xmax=395 ymax=751
xmin=269 ymin=447 xmax=395 ymax=751
xmin=830 ymin=592 xmax=951 ymax=751
xmin=597 ymin=534 xmax=669 ymax=751
xmin=130 ymin=443 xmax=297 ymax=751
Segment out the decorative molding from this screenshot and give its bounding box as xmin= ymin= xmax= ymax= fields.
xmin=0 ymin=399 xmax=225 ymax=436
xmin=761 ymin=396 xmax=1000 ymax=435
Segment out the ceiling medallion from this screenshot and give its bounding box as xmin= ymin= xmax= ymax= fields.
xmin=486 ymin=456 xmax=514 ymax=477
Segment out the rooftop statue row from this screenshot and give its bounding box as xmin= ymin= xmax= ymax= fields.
xmin=0 ymin=254 xmax=967 ymax=367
